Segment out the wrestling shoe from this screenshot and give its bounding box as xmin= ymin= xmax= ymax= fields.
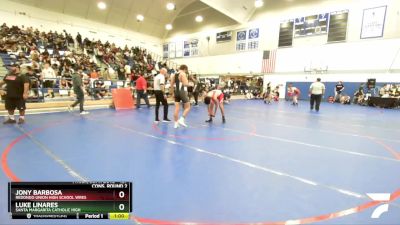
xmin=174 ymin=122 xmax=179 ymax=129
xmin=178 ymin=117 xmax=187 ymax=127
xmin=18 ymin=118 xmax=25 ymax=124
xmin=3 ymin=118 xmax=16 ymax=124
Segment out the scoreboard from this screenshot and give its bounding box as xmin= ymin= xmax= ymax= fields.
xmin=8 ymin=182 xmax=132 ymax=220
xmin=294 ymin=13 xmax=329 ymax=37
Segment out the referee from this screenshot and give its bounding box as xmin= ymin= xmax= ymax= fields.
xmin=154 ymin=68 xmax=170 ymax=123
xmin=0 ymin=62 xmax=30 ymax=124
xmin=309 ymin=78 xmax=325 ymax=112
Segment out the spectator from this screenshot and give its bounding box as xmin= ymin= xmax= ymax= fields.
xmin=100 ymin=67 xmax=111 ymax=80
xmin=124 ymin=63 xmax=131 ymax=79
xmin=60 ymin=64 xmax=73 ymax=89
xmin=90 ymin=69 xmax=99 ymax=79
xmin=339 ymin=95 xmax=351 ymax=104
xmin=0 ymin=23 xmax=172 ymax=104
xmin=272 ymin=85 xmax=280 ymax=101
xmin=117 ymin=64 xmax=125 ymax=81
xmin=76 ymin=32 xmax=82 ymax=48
xmin=353 ymin=83 xmax=365 ymax=105
xmin=223 ymin=88 xmax=231 ymax=104
xmin=81 ymin=71 xmax=90 ymax=95
xmin=41 ymin=62 xmax=56 ymax=98
xmin=309 ymin=78 xmax=325 ymax=112
xmin=108 ymin=66 xmax=116 ymax=79
xmin=392 ymin=84 xmax=400 ymax=97
xmin=93 ymin=81 xmax=107 ymax=100
xmin=335 ymin=81 xmax=345 ymax=102
xmin=187 ymin=75 xmax=194 ymax=103
xmin=379 ymin=84 xmax=390 ymax=97
xmin=25 ymin=66 xmax=41 ymax=97
xmin=263 ymin=82 xmax=272 ymax=104
xmin=192 ymin=75 xmax=200 ymax=106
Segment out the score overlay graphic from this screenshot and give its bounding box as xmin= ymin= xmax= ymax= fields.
xmin=8 ymin=182 xmax=132 ymax=220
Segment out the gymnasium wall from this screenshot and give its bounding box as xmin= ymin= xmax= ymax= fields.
xmin=168 ymin=0 xmax=400 ymax=74
xmin=0 ymin=0 xmax=163 ymax=55
xmin=283 ymin=81 xmax=389 ymax=100
xmin=263 ymin=72 xmax=400 ymax=99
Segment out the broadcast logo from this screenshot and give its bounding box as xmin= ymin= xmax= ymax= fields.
xmin=367 ymin=193 xmax=391 ymax=219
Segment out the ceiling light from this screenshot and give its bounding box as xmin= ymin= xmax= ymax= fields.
xmin=166 ymin=2 xmax=176 ymax=11
xmin=97 ymin=2 xmax=107 ymax=10
xmin=195 ymin=15 xmax=203 ymax=23
xmin=255 ymin=0 xmax=264 ymax=8
xmin=136 ymin=14 xmax=144 ymax=22
xmin=165 ymin=24 xmax=173 ymax=30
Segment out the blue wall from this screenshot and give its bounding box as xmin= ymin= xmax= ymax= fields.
xmin=285 ymin=82 xmax=386 ymax=100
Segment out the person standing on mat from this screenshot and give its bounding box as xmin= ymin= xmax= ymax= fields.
xmin=334 ymin=81 xmax=345 ymax=102
xmin=171 ymin=65 xmax=191 ymax=128
xmin=41 ymin=62 xmax=56 ymax=98
xmin=263 ymin=82 xmax=272 ymax=104
xmin=154 ymin=68 xmax=170 ymax=123
xmin=204 ymin=89 xmax=226 ymax=123
xmin=68 ymin=67 xmax=89 ymax=115
xmin=0 ymin=63 xmax=30 ymax=124
xmin=309 ymin=78 xmax=325 ymax=112
xmin=192 ymin=75 xmax=200 ymax=106
xmin=135 ymin=73 xmax=150 ymax=109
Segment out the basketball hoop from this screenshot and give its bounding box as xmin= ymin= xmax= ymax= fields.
xmin=304 ymin=66 xmax=328 ymax=74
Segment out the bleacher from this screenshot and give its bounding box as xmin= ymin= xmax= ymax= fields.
xmin=0 ymin=23 xmax=177 ymax=111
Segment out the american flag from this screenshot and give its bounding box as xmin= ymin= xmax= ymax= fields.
xmin=261 ymin=50 xmax=277 ymax=73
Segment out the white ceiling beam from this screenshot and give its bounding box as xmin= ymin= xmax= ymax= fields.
xmin=175 ymin=6 xmax=210 ymax=18
xmin=122 ymin=0 xmax=136 ymax=28
xmin=199 ymin=0 xmax=249 ymax=24
xmin=104 ymin=0 xmax=115 ymax=24
xmin=162 ymin=0 xmax=197 ymax=39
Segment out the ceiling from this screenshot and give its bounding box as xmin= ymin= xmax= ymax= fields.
xmin=9 ymin=0 xmax=323 ymax=39
xmin=9 ymin=0 xmax=259 ymax=39
xmin=10 ymin=0 xmax=197 ymax=38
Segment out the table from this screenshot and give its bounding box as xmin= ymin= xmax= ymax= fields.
xmin=368 ymin=97 xmax=399 ymax=108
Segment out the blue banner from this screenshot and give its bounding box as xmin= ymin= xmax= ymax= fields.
xmin=248 ymin=28 xmax=259 ymax=39
xmin=236 ymin=30 xmax=247 ymax=41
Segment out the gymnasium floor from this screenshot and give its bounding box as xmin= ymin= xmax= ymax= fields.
xmin=1 ymin=99 xmax=400 ymax=225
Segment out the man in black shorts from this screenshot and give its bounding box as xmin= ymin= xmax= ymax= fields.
xmin=171 ymin=65 xmax=191 ymax=128
xmin=0 ymin=63 xmax=30 ymax=124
